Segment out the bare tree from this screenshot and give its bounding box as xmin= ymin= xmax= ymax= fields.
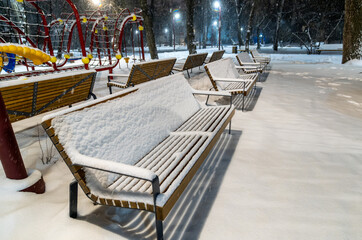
xmin=235 ymin=0 xmax=245 ymax=47
xmin=273 ymin=0 xmax=285 ymax=51
xmin=140 ymin=0 xmax=158 ymax=59
xmin=202 ymin=0 xmax=210 ymax=49
xmin=186 ymin=0 xmax=197 ymax=54
xmin=245 ymin=1 xmax=255 ymax=52
xmin=342 ymin=0 xmax=362 ymax=63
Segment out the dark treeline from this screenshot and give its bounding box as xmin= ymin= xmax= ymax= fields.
xmin=112 ymin=0 xmax=345 ymax=52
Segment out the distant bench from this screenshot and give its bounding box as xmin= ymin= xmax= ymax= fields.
xmin=0 ymin=70 xmax=97 ymax=123
xmin=205 ymin=58 xmax=259 ymax=111
xmin=316 ymin=49 xmax=343 ymax=54
xmin=107 ymin=58 xmax=176 ymax=94
xmin=173 ymin=52 xmax=208 ymax=77
xmin=42 ymin=73 xmax=234 ymax=240
xmin=205 ymin=50 xmax=225 ymax=63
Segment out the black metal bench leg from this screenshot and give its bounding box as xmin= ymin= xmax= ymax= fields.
xmin=108 ymin=86 xmax=113 ymax=94
xmin=242 ymin=94 xmax=245 ymax=112
xmin=90 ymin=92 xmax=97 ymax=99
xmin=155 ymin=214 xmax=164 ymax=240
xmin=69 ymin=181 xmax=78 ymax=218
xmin=186 ymin=70 xmax=190 ymax=78
xmin=228 ymin=120 xmax=232 ymax=134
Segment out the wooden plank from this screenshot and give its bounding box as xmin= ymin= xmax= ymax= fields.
xmin=156 ymin=108 xmax=235 ymax=220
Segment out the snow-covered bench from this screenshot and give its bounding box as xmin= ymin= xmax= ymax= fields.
xmin=172 ymin=52 xmax=208 ymax=78
xmin=250 ymin=49 xmax=271 ymax=64
xmin=107 ymin=57 xmax=176 ymax=94
xmin=315 ymin=48 xmax=342 ymax=54
xmin=205 ymin=58 xmax=259 ymax=111
xmin=41 ymin=73 xmax=235 ymax=240
xmin=236 ymin=52 xmax=266 ymax=73
xmin=205 ymin=50 xmax=225 ymax=63
xmin=0 ymin=70 xmax=97 ymax=123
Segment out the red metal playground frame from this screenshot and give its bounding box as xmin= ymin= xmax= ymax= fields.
xmin=0 ymin=0 xmax=145 ymax=77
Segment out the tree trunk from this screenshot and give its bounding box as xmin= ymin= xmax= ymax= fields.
xmin=202 ymin=0 xmax=209 ymax=49
xmin=186 ymin=0 xmax=197 ymax=54
xmin=140 ymin=0 xmax=158 ymax=59
xmin=256 ymin=26 xmax=260 ymax=49
xmin=245 ymin=1 xmax=255 ymax=52
xmin=273 ymin=0 xmax=285 ymax=51
xmin=235 ymin=0 xmax=244 ymax=47
xmin=342 ymin=0 xmax=362 ymax=63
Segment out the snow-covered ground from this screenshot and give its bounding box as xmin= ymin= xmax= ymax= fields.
xmin=1 ymin=47 xmax=362 ymax=239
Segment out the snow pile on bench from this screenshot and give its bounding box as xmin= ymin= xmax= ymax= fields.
xmin=51 ymin=73 xmax=201 ymax=186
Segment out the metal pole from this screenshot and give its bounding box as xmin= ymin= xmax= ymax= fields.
xmin=0 ymin=92 xmax=45 ymax=193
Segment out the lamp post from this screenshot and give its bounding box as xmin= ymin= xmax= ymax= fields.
xmin=214 ymin=1 xmax=221 ymax=50
xmin=173 ymin=12 xmax=180 ymax=51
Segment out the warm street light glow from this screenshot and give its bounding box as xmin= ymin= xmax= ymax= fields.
xmin=91 ymin=0 xmax=101 ymax=6
xmin=213 ymin=1 xmax=220 ymax=9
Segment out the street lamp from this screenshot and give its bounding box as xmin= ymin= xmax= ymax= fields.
xmin=172 ymin=11 xmax=181 ymax=51
xmin=213 ymin=1 xmax=221 ymax=50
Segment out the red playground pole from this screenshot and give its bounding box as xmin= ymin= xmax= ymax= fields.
xmin=0 ymin=92 xmax=45 ymax=194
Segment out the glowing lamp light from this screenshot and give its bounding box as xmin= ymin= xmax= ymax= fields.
xmin=135 ymin=30 xmax=139 ymax=34
xmin=174 ymin=12 xmax=180 ymax=20
xmin=240 ymin=27 xmax=243 ymax=31
xmin=165 ymin=28 xmax=168 ymax=33
xmin=213 ymin=20 xmax=218 ymax=26
xmin=259 ymin=34 xmax=263 ymax=38
xmin=91 ymin=0 xmax=101 ymax=6
xmin=213 ymin=1 xmax=220 ymax=9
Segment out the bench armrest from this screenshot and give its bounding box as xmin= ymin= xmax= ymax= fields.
xmin=213 ymin=77 xmax=251 ymax=83
xmin=192 ymin=89 xmax=231 ymax=97
xmin=239 ymin=62 xmax=261 ymax=66
xmin=108 ymin=74 xmax=129 ymax=77
xmin=235 ymin=66 xmax=258 ymax=70
xmin=71 ymin=150 xmax=157 ymax=182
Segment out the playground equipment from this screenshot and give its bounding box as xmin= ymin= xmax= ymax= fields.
xmin=0 ymin=0 xmax=145 ymax=194
xmin=0 ymin=0 xmax=145 ymax=78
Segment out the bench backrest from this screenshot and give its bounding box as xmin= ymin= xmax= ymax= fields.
xmin=42 ymin=73 xmax=201 ymax=189
xmin=204 ymin=58 xmax=239 ymax=91
xmin=208 ymin=50 xmax=225 ymax=63
xmin=0 ymin=70 xmax=97 ymax=122
xmin=236 ymin=52 xmax=254 ymax=65
xmin=182 ymin=52 xmax=208 ymax=70
xmin=127 ymin=58 xmax=177 ymax=87
xmin=250 ymin=49 xmax=261 ymax=58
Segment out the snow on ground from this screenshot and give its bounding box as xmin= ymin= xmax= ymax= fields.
xmin=1 ymin=46 xmax=362 ymax=239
